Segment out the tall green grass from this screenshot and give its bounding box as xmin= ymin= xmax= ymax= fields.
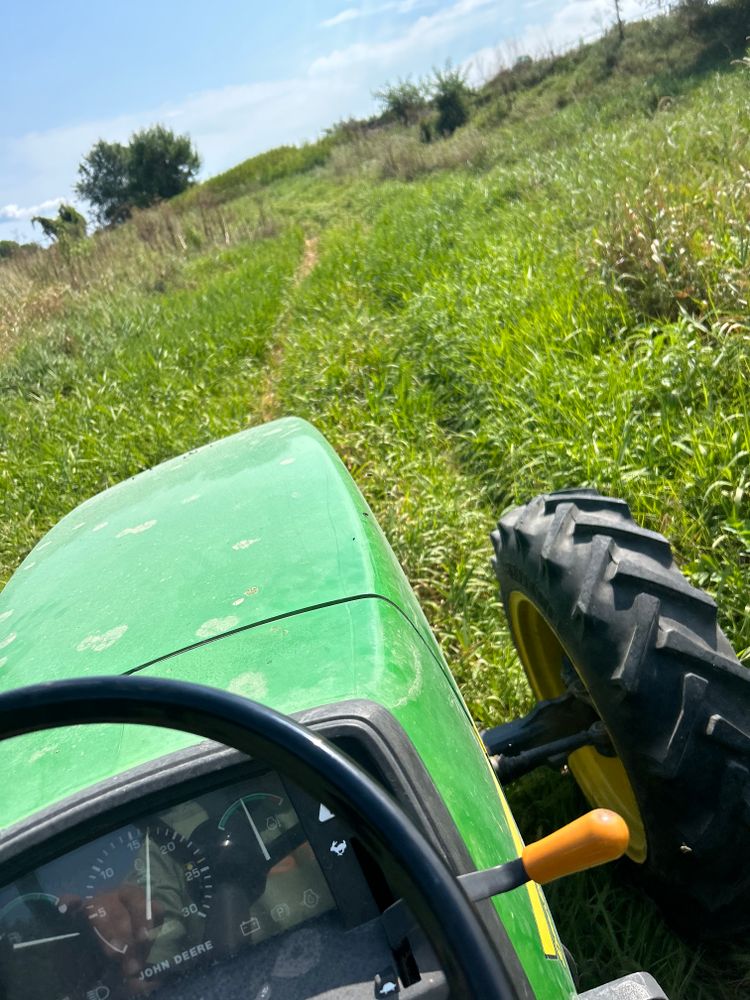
xmin=186 ymin=136 xmax=339 ymax=203
xmin=0 ymin=230 xmax=302 ymax=578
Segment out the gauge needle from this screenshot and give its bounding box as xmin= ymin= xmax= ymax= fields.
xmin=13 ymin=932 xmax=80 ymax=950
xmin=145 ymin=827 xmax=152 ymax=922
xmin=240 ymin=798 xmax=270 ymax=861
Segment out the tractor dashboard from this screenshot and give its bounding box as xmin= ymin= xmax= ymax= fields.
xmin=0 ymin=702 xmax=461 ymax=1000
xmin=0 ymin=761 xmax=400 ymax=999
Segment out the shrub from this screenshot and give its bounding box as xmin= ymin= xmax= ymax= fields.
xmin=419 ymin=120 xmax=434 ymax=144
xmin=374 ymin=77 xmax=428 ymax=125
xmin=31 ymin=204 xmax=87 ymax=243
xmin=432 ymin=66 xmax=473 ymax=136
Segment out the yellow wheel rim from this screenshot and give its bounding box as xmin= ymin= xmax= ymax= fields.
xmin=508 ymin=592 xmax=647 ymax=863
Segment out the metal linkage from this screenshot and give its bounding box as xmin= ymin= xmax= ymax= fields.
xmin=481 ymin=694 xmax=614 ymax=784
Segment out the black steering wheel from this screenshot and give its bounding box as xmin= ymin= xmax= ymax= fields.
xmin=0 ymin=675 xmax=521 ymax=998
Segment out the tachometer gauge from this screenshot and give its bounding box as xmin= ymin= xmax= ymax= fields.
xmin=83 ymin=824 xmax=213 ymax=982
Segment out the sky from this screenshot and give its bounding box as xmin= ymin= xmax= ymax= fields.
xmin=1 ymin=0 xmax=644 ymax=245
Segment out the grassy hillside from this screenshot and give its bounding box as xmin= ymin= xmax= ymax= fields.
xmin=1 ymin=3 xmax=749 ymax=996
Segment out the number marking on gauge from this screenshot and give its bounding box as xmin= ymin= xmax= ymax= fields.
xmin=83 ymin=824 xmax=213 ymax=953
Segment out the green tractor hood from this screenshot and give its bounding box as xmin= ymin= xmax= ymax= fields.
xmin=0 ymin=419 xmax=577 ymax=1000
xmin=0 ymin=417 xmax=444 ymax=685
xmin=0 ymin=418 xmax=472 ymax=829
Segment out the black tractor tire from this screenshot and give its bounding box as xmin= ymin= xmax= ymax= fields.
xmin=491 ymin=488 xmax=750 ymax=937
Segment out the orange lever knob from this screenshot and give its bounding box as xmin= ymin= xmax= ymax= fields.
xmin=522 ymin=809 xmax=630 ymax=885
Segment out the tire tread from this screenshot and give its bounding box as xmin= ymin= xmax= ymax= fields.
xmin=491 ymin=488 xmax=749 ymax=935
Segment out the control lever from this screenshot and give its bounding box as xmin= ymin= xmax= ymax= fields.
xmin=383 ymin=810 xmax=629 ymax=948
xmin=459 ymin=809 xmax=629 ymax=902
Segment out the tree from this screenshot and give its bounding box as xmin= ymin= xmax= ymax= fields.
xmin=0 ymin=239 xmax=39 ymax=260
xmin=127 ymin=125 xmax=201 ymax=208
xmin=374 ymin=77 xmax=428 ymax=125
xmin=75 ymin=140 xmax=130 ymax=227
xmin=612 ymin=0 xmax=625 ymax=41
xmin=75 ymin=125 xmax=201 ymax=227
xmin=31 ymin=203 xmax=87 ymax=242
xmin=432 ymin=66 xmax=472 ymax=137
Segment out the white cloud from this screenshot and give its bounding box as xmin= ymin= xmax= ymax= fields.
xmin=321 ymin=7 xmax=362 ymax=27
xmin=311 ymin=0 xmax=496 ymax=74
xmin=320 ymin=0 xmax=433 ymax=28
xmin=0 ymin=197 xmax=65 ymax=221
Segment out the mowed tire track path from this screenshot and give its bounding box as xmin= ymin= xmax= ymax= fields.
xmin=258 ymin=235 xmax=319 ymax=422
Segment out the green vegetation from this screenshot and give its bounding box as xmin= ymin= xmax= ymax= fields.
xmin=373 ymin=67 xmax=472 ymax=136
xmin=432 ymin=64 xmax=472 ymax=136
xmin=193 ymin=137 xmax=339 ymax=203
xmin=374 ymin=76 xmax=429 ymax=126
xmin=76 ymin=125 xmax=201 ymax=225
xmin=31 ymin=204 xmax=87 ymax=243
xmin=0 ymin=240 xmax=38 ymax=261
xmin=2 ymin=2 xmax=750 ymax=996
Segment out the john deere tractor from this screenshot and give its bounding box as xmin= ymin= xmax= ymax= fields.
xmin=0 ymin=418 xmax=745 ymax=999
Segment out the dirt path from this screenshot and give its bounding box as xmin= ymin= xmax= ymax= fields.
xmin=295 ymin=235 xmax=319 ymax=284
xmin=258 ymin=235 xmax=320 ymax=422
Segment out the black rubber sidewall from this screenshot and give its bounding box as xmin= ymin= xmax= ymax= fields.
xmin=492 ymin=490 xmax=750 ymax=937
